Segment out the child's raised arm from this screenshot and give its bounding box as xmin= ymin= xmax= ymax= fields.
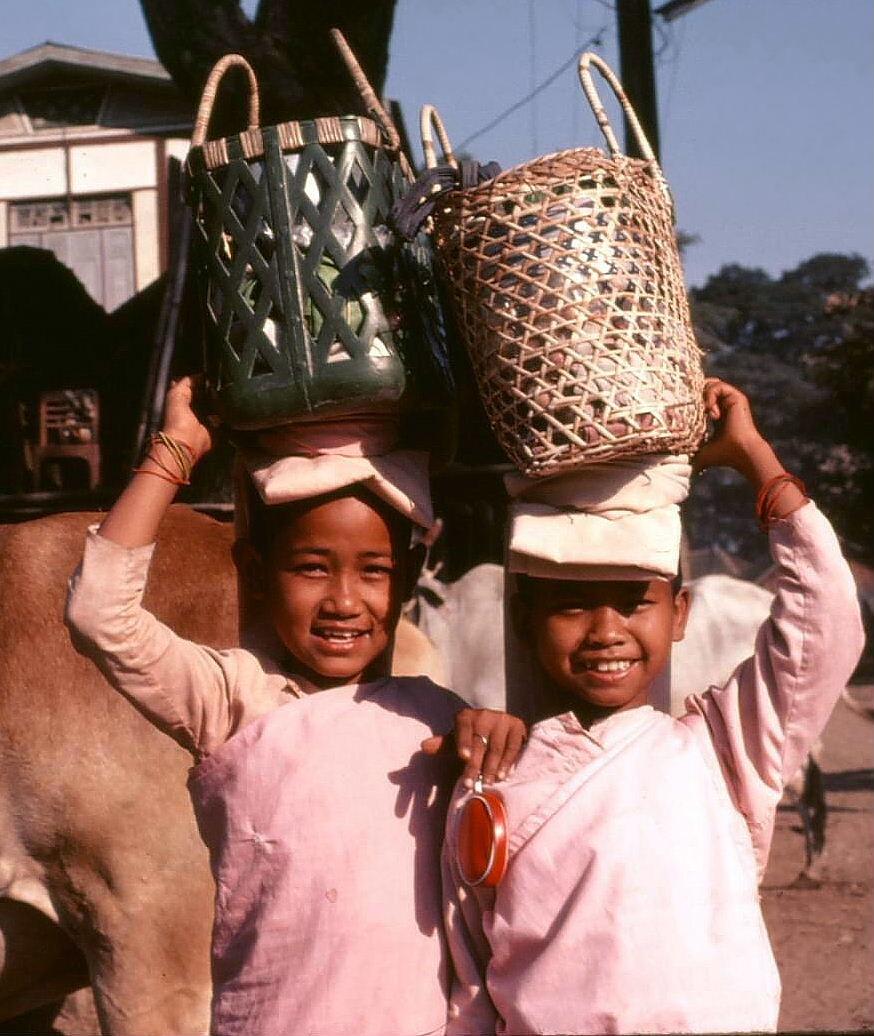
xmin=685 ymin=379 xmax=864 ymax=873
xmin=66 ymin=375 xmax=272 ymax=757
xmin=99 ymin=375 xmax=214 ymax=547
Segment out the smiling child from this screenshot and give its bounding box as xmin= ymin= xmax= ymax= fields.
xmin=442 ymin=380 xmax=864 ymax=1035
xmin=66 ymin=376 xmax=523 ymax=1036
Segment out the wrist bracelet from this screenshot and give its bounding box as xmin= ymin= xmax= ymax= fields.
xmin=133 ymin=432 xmax=195 ymax=486
xmin=152 ymin=432 xmax=195 ymax=482
xmin=755 ymin=472 xmax=807 ymax=530
xmin=132 ymin=466 xmax=188 ymax=486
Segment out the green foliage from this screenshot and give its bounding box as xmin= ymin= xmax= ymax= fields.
xmin=688 ymin=252 xmax=873 ymax=565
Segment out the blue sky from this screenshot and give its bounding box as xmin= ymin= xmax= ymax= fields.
xmin=3 ymin=0 xmax=872 ymax=287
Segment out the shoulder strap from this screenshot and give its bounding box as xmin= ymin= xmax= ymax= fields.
xmin=508 ymin=711 xmax=661 ymax=858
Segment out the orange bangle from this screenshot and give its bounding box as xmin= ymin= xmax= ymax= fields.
xmin=150 ymin=432 xmax=195 ymax=482
xmin=134 ymin=432 xmax=195 ymax=486
xmin=132 ymin=466 xmax=187 ymax=486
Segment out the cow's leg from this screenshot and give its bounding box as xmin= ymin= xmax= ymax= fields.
xmin=85 ymin=948 xmax=211 ymax=1036
xmin=787 ymin=746 xmax=828 ymax=888
xmin=796 ymin=753 xmax=828 ymax=885
xmin=0 ymin=899 xmax=89 ymax=1020
xmin=72 ymin=891 xmax=212 ymax=1036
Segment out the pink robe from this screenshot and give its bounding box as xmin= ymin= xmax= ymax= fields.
xmin=444 ymin=503 xmax=865 ymax=1035
xmin=66 ymin=529 xmax=463 ymax=1036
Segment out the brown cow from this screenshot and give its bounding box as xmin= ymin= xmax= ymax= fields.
xmin=0 ymin=507 xmax=443 ymax=1034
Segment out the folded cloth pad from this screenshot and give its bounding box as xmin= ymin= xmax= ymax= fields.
xmin=237 ymin=416 xmax=435 ymax=534
xmin=506 ymin=454 xmax=691 ymax=580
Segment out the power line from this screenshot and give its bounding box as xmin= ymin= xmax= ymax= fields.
xmin=457 ymin=27 xmax=608 ymax=152
xmin=529 ymin=0 xmax=538 ymax=154
xmin=572 ymin=0 xmax=584 ymax=144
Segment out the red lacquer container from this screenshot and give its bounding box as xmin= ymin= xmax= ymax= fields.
xmin=456 ymin=779 xmax=509 ymax=888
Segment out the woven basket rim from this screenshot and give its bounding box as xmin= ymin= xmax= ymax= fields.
xmin=188 ymin=114 xmax=391 ymax=172
xmin=437 ymin=145 xmax=666 ymax=204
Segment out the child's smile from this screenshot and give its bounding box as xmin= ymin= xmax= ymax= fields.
xmin=517 ymin=577 xmax=689 ymax=724
xmin=576 ymin=654 xmax=642 ymax=681
xmin=309 ymin=621 xmax=375 ymax=659
xmin=261 ymin=494 xmax=409 ymax=689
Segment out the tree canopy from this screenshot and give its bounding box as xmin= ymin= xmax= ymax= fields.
xmin=688 ymin=252 xmax=873 ymax=565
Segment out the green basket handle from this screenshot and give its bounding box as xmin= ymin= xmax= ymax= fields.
xmin=192 ymin=54 xmax=261 ymax=148
xmin=420 ymin=104 xmax=458 ymax=171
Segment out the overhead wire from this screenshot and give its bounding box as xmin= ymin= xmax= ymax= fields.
xmin=656 ymin=12 xmax=685 ymax=151
xmin=529 ymin=0 xmax=538 ymax=154
xmin=572 ymin=0 xmax=584 ymax=144
xmin=457 ymin=25 xmax=609 ymax=152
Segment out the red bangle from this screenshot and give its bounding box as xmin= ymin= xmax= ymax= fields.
xmin=756 ymin=472 xmax=807 ymax=530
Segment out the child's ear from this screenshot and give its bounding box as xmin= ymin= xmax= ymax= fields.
xmin=401 ymin=543 xmax=427 ymax=602
xmin=232 ymin=538 xmax=266 ymax=601
xmin=672 ymin=586 xmax=691 ymax=642
xmin=510 ymin=591 xmax=533 ymax=646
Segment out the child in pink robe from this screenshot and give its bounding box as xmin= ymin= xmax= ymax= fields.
xmin=66 ymin=377 xmax=524 ymax=1036
xmin=442 ymin=380 xmax=865 ymax=1035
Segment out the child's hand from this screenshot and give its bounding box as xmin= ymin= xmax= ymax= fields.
xmin=162 ymin=374 xmax=214 ymax=464
xmin=692 ymin=379 xmax=768 ymax=478
xmin=692 ymin=379 xmax=807 ymax=520
xmin=421 ymin=709 xmax=527 ymax=789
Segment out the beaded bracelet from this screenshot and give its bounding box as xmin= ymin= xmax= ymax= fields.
xmin=755 ymin=472 xmax=807 ymax=531
xmin=133 ymin=432 xmax=195 ymax=486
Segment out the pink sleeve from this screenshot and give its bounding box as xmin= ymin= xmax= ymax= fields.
xmin=65 ymin=526 xmax=255 ymax=756
xmin=443 ymin=789 xmax=499 ymax=1036
xmin=683 ymin=501 xmax=864 ymax=868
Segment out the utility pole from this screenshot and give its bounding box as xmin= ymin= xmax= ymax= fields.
xmin=615 ymin=0 xmax=660 ymax=161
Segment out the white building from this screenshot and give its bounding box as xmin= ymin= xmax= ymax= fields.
xmin=0 ymin=42 xmax=193 ymax=311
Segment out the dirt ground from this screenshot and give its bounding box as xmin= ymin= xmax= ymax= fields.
xmin=762 ymin=684 xmax=874 ymax=1033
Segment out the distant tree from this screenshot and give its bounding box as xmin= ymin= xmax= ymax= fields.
xmin=139 ymin=0 xmax=398 ymax=133
xmin=688 ymin=253 xmax=873 ymax=565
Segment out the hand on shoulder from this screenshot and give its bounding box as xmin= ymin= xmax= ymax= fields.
xmin=421 ymin=708 xmax=528 ymax=788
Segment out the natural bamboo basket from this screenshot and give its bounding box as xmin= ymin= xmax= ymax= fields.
xmin=422 ymin=52 xmax=705 ymax=476
xmin=186 ymin=31 xmax=451 ymax=430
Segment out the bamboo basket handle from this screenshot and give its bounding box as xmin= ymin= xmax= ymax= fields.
xmin=330 ymin=28 xmax=401 ymax=152
xmin=192 ymin=54 xmax=260 ymax=148
xmin=577 ymin=51 xmax=657 ymax=164
xmin=420 ymin=104 xmax=458 ymax=171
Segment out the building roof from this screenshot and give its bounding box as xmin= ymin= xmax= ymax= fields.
xmin=0 ymin=42 xmax=172 ymax=91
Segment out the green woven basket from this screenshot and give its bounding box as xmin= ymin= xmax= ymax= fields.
xmin=186 ymin=37 xmax=451 ymax=430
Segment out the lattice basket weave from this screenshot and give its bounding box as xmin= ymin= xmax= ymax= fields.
xmin=186 ymin=31 xmax=451 ymax=430
xmin=422 ymin=52 xmax=705 ymax=477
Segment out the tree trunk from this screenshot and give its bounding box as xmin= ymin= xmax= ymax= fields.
xmin=139 ymin=0 xmax=397 ymax=134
